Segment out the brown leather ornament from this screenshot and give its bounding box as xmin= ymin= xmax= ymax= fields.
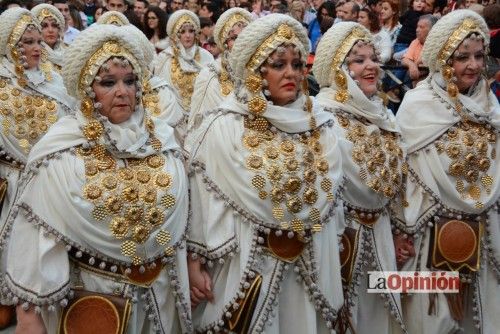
xmin=428 ymin=216 xmax=482 ymax=273
xmin=58 ymin=290 xmax=131 ymax=334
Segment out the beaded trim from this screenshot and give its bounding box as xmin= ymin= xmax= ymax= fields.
xmin=195 ymin=228 xmax=262 ymax=333
xmin=0 ymin=145 xmax=25 ymax=169
xmin=186 ymin=237 xmax=239 ymax=262
xmin=342 ymin=225 xmax=407 ymax=332
xmin=294 ymin=245 xmax=340 ymax=329
xmin=3 ymin=271 xmax=71 ymax=309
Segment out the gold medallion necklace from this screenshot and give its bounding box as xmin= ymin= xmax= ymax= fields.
xmin=336 ymin=111 xmax=404 ymax=198
xmin=79 ymin=145 xmax=177 ymax=264
xmin=243 ymin=114 xmax=334 ymax=234
xmin=170 ymin=45 xmax=200 ymax=110
xmin=434 ymin=119 xmax=496 ymax=209
xmin=0 ymin=78 xmax=58 ymax=153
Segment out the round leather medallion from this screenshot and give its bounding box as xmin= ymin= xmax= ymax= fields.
xmin=267 ymin=233 xmax=306 ymax=262
xmin=339 ymin=234 xmax=352 ymax=267
xmin=437 ymin=220 xmax=477 ymax=263
xmin=64 ymin=296 xmax=119 ymax=334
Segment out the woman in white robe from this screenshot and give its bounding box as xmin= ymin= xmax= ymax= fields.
xmin=152 ymin=10 xmax=213 ymax=143
xmin=313 ymin=22 xmax=408 ymax=334
xmin=95 ymin=10 xmax=186 ymax=147
xmin=31 ymin=4 xmax=67 ymax=71
xmin=396 ymin=9 xmax=500 ymax=334
xmin=187 ymin=14 xmax=345 ymax=333
xmin=4 ymin=24 xmax=191 ymax=333
xmin=186 ymin=8 xmax=252 ymax=152
xmin=0 ymin=7 xmax=75 ymax=328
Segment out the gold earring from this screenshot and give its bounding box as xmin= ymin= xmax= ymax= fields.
xmin=246 ymin=71 xmax=267 ymax=115
xmin=81 ymin=97 xmax=94 ymax=118
xmin=11 ymin=49 xmax=27 ymax=87
xmin=334 ymin=70 xmax=349 ymax=103
xmin=39 ymin=48 xmax=52 ymax=81
xmin=442 ymin=65 xmax=459 ymax=98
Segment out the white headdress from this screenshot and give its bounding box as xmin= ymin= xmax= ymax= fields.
xmin=0 ymin=8 xmax=46 ymax=87
xmin=0 ymin=8 xmax=40 ymax=57
xmin=213 ymin=8 xmax=252 ymax=51
xmin=31 ymin=4 xmax=65 ymax=30
xmin=422 ymin=9 xmax=489 ymax=74
xmin=166 ymin=9 xmax=199 ymax=37
xmin=313 ymin=22 xmax=396 ymax=131
xmin=95 ymin=11 xmax=156 ymax=69
xmin=229 ymin=13 xmax=309 ymax=84
xmin=312 ymin=22 xmax=372 ymax=89
xmin=421 ymin=10 xmax=490 ymax=116
xmin=96 ymin=10 xmax=130 ymax=26
xmin=62 ymin=24 xmax=145 ymax=99
xmin=61 ymin=24 xmax=179 ymax=161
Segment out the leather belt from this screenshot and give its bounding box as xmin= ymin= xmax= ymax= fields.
xmin=68 ymin=248 xmax=164 ymax=287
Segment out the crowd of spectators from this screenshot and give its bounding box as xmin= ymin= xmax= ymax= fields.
xmin=1 ymin=0 xmax=499 ymax=106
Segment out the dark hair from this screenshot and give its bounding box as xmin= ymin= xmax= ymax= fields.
xmin=52 ymin=0 xmax=68 ymax=4
xmin=0 ymin=0 xmax=22 ymax=14
xmin=360 ymin=7 xmax=380 ymax=32
xmin=68 ymin=4 xmax=84 ymax=29
xmin=143 ymin=6 xmax=167 ymax=40
xmin=316 ymin=1 xmax=335 ymax=24
xmin=483 ymin=4 xmax=500 ymax=29
xmin=381 ymin=0 xmax=399 ymax=29
xmin=273 ymin=3 xmax=287 ymax=13
xmin=199 ymin=16 xmax=213 ymax=28
xmin=201 ymin=2 xmax=220 ymax=21
xmin=68 ymin=0 xmax=84 ymax=11
xmin=351 ymin=2 xmax=360 ymax=14
xmin=124 ymin=8 xmax=143 ymax=30
xmin=434 ymin=0 xmax=447 ymax=12
xmin=320 ymin=16 xmax=334 ymax=34
xmin=136 ymin=0 xmax=149 ymax=7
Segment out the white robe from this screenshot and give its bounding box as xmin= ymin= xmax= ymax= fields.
xmin=188 ymin=93 xmax=345 ymax=333
xmin=0 ymin=57 xmax=75 ymax=305
xmin=396 ymin=74 xmax=500 ymax=334
xmin=186 ymin=58 xmax=224 ymax=153
xmin=315 ymin=75 xmax=407 ymax=334
xmin=42 ymin=41 xmax=66 ymax=70
xmin=149 ymin=76 xmax=186 ymax=147
xmin=152 ymin=42 xmax=213 ymax=144
xmin=4 ymin=103 xmax=192 ymax=333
